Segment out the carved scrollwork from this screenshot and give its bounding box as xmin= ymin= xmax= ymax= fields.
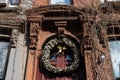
xmin=29 ymin=22 xmax=39 ymax=51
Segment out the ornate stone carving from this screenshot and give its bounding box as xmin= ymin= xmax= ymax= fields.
xmin=84 ymin=35 xmax=93 ymax=50
xmin=29 ymin=36 xmax=37 ymax=48
xmin=30 ymin=23 xmax=39 ymax=36
xmin=96 ymin=24 xmax=106 ymax=48
xmin=83 ymin=22 xmax=93 ymax=50
xmin=29 ymin=22 xmax=39 ymax=51
xmin=11 ymin=29 xmax=18 ymax=47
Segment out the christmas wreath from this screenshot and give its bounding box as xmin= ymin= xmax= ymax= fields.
xmin=41 ymin=37 xmax=79 ymax=74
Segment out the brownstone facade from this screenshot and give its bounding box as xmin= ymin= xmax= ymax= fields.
xmin=0 ymin=0 xmax=120 ymax=80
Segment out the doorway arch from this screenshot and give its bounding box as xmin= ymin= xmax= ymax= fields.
xmin=37 ymin=34 xmax=86 ymax=80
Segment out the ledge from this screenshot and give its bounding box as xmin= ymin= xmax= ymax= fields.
xmin=0 ymin=7 xmax=20 ymax=12
xmin=0 ymin=34 xmax=10 ymax=38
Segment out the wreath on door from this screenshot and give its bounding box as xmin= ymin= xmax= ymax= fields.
xmin=40 ymin=37 xmax=79 ymax=74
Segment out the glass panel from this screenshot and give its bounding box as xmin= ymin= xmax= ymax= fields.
xmin=9 ymin=0 xmax=19 ymax=5
xmin=66 ymin=55 xmax=72 ymax=61
xmin=50 ymin=0 xmax=71 ymax=5
xmin=108 ymin=41 xmax=120 ymax=79
xmin=50 ymin=53 xmax=56 ymax=60
xmin=0 ymin=42 xmax=9 ymax=79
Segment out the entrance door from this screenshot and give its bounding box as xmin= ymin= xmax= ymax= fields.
xmin=36 ymin=36 xmax=86 ymax=80
xmin=38 ymin=45 xmax=73 ymax=80
xmin=49 ymin=46 xmax=73 ymax=80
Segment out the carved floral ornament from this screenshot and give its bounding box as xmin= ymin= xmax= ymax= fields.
xmin=40 ymin=36 xmax=79 ymax=74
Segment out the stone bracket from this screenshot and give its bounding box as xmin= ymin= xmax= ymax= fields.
xmin=10 ymin=29 xmax=19 ymax=47
xmin=29 ymin=22 xmax=40 ymax=54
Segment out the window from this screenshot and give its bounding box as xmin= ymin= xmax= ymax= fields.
xmin=0 ymin=0 xmax=19 ymax=7
xmin=9 ymin=0 xmax=19 ymax=5
xmin=8 ymin=0 xmax=19 ymax=7
xmin=0 ymin=42 xmax=9 ymax=79
xmin=108 ymin=41 xmax=120 ymax=80
xmin=49 ymin=0 xmax=71 ymax=5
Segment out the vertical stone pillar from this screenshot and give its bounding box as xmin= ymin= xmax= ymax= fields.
xmin=25 ymin=15 xmax=43 ymax=80
xmin=6 ymin=33 xmax=27 ymax=80
xmin=83 ymin=16 xmax=114 ymax=80
xmin=29 ymin=22 xmax=39 ymax=54
xmin=83 ymin=21 xmax=94 ymax=80
xmin=92 ymin=22 xmax=115 ymax=80
xmin=28 ymin=15 xmax=43 ymax=54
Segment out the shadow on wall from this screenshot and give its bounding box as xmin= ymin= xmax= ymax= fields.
xmin=116 ymin=77 xmax=120 ymax=80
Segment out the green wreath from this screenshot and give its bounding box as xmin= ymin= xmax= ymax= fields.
xmin=41 ymin=37 xmax=79 ymax=74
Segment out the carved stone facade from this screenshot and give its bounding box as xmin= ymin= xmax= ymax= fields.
xmin=0 ymin=0 xmax=120 ymax=80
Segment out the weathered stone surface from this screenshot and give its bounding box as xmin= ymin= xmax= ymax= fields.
xmin=0 ymin=0 xmax=119 ymax=80
xmin=5 ymin=33 xmax=27 ymax=80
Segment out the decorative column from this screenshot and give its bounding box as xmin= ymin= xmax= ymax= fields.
xmin=25 ymin=15 xmax=43 ymax=80
xmin=83 ymin=10 xmax=114 ymax=80
xmin=92 ymin=21 xmax=114 ymax=80
xmin=28 ymin=15 xmax=43 ymax=54
xmin=29 ymin=22 xmax=39 ymax=54
xmin=83 ymin=19 xmax=94 ymax=80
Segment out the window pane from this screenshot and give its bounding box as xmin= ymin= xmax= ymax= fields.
xmin=108 ymin=41 xmax=120 ymax=79
xmin=50 ymin=53 xmax=56 ymax=60
xmin=9 ymin=0 xmax=19 ymax=5
xmin=0 ymin=42 xmax=9 ymax=79
xmin=50 ymin=0 xmax=71 ymax=5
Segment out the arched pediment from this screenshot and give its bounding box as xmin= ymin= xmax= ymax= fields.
xmin=26 ymin=5 xmax=84 ymax=16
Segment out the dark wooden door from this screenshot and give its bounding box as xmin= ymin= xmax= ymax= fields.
xmin=37 ymin=52 xmax=73 ymax=80
xmin=36 ymin=42 xmax=86 ymax=80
